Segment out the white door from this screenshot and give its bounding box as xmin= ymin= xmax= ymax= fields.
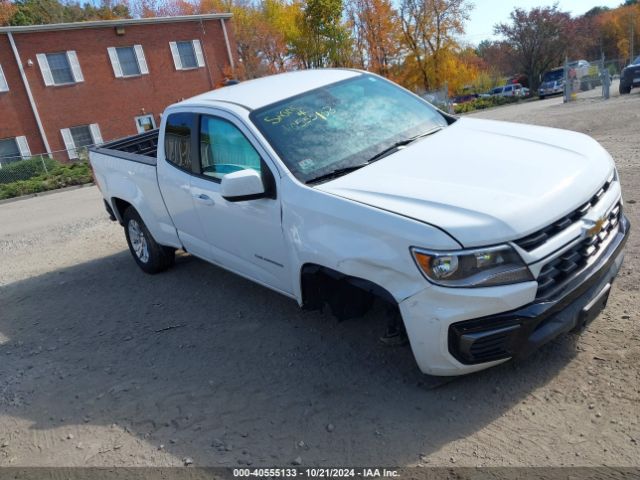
xmin=189 ymin=113 xmax=292 ymax=294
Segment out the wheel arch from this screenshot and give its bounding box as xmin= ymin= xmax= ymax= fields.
xmin=299 ymin=263 xmax=398 ymax=320
xmin=110 ymin=197 xmax=132 ymax=225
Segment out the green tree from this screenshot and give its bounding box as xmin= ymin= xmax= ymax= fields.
xmin=5 ymin=0 xmax=129 ymax=26
xmin=292 ymin=0 xmax=352 ymax=68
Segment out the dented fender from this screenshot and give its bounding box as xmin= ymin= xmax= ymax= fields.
xmin=281 ymin=179 xmax=461 ymax=304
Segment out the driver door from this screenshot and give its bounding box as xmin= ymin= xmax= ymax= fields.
xmin=189 ymin=112 xmax=292 ymax=295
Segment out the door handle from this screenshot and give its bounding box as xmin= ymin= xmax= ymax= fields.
xmin=193 ymin=193 xmax=215 ymax=205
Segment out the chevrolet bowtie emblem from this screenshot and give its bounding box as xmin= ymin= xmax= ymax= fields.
xmin=587 ymin=217 xmax=606 ymax=237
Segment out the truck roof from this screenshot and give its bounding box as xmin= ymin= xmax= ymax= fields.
xmin=177 ymin=69 xmax=362 ymax=111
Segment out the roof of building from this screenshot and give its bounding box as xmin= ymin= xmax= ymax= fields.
xmin=0 ymin=13 xmax=232 ymax=34
xmin=180 ymin=69 xmax=364 ymax=111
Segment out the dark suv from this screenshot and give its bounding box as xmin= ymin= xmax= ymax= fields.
xmin=619 ymin=56 xmax=640 ymax=94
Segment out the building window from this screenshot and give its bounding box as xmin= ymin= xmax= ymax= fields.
xmin=0 ymin=136 xmax=31 ymax=166
xmin=36 ymin=51 xmax=84 ymax=86
xmin=169 ymin=40 xmax=205 ymax=70
xmin=0 ymin=63 xmax=8 ymax=92
xmin=107 ymin=45 xmax=149 ymax=78
xmin=70 ymin=126 xmax=93 ymax=148
xmin=60 ymin=124 xmax=103 ymax=160
xmin=116 ymin=47 xmax=140 ymax=76
xmin=135 ymin=114 xmax=156 ymax=133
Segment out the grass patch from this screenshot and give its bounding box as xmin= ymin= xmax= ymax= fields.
xmin=0 ymin=161 xmax=93 ymax=200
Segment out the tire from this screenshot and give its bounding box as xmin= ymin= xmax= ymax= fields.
xmin=539 ymin=95 xmax=545 ymax=100
xmin=619 ymin=84 xmax=631 ymax=95
xmin=123 ymin=206 xmax=175 ymax=274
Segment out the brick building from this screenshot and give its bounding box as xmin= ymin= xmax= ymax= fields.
xmin=0 ymin=14 xmax=236 ymax=163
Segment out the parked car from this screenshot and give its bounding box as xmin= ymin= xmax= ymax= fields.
xmin=538 ymin=68 xmax=565 ymax=99
xmin=90 ymin=69 xmax=629 ymax=376
xmin=568 ymin=59 xmax=601 ymax=90
xmin=484 ymin=83 xmax=528 ymax=98
xmin=451 ymin=93 xmax=478 ymax=105
xmin=619 ymin=55 xmax=640 ymax=94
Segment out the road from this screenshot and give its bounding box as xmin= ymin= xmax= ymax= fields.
xmin=0 ymin=91 xmax=638 ymax=468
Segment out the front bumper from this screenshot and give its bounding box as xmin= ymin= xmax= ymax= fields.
xmin=539 ymin=86 xmax=563 ymax=96
xmin=399 ymin=215 xmax=629 ymax=376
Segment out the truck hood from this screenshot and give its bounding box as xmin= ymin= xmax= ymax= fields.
xmin=315 ymin=117 xmax=615 ymax=248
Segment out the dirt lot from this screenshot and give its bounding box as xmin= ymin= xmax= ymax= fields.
xmin=0 ymin=89 xmax=638 ymax=468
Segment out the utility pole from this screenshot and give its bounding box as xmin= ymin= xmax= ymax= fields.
xmin=631 ymin=15 xmax=635 ymax=62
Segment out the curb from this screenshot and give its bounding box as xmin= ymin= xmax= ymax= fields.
xmin=0 ymin=183 xmax=95 ymax=205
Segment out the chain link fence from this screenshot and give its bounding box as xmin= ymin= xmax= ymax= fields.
xmin=557 ymin=56 xmax=633 ymax=102
xmin=0 ymin=146 xmax=94 ymax=200
xmin=420 ymin=83 xmax=452 ymax=113
xmin=560 ymin=57 xmax=603 ymax=102
xmin=0 ymin=146 xmax=91 ymax=186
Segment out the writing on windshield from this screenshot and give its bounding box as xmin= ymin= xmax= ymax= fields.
xmin=250 ymin=74 xmax=447 ymax=183
xmin=263 ymin=105 xmax=336 ymax=132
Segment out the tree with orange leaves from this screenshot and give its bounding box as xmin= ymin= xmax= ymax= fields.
xmin=346 ymin=0 xmax=402 ymax=78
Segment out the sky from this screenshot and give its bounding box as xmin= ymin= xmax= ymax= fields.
xmin=463 ymin=0 xmax=625 ymax=44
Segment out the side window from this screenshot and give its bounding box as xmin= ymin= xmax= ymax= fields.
xmin=199 ymin=116 xmax=261 ymax=180
xmin=164 ymin=113 xmax=194 ymax=171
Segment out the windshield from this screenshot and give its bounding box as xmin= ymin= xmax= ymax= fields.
xmin=543 ymin=69 xmax=563 ymax=82
xmin=250 ymin=74 xmax=448 ymax=183
xmin=633 ymin=56 xmax=640 ymax=65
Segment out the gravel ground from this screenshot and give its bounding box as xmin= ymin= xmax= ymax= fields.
xmin=0 ymin=87 xmax=638 ymax=468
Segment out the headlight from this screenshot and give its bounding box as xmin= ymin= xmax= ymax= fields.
xmin=411 ymin=245 xmax=534 ymax=288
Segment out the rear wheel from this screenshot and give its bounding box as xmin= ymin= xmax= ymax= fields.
xmin=123 ymin=207 xmax=175 ymax=274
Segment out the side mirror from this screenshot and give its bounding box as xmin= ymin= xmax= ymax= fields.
xmin=220 ymin=169 xmax=265 ymax=202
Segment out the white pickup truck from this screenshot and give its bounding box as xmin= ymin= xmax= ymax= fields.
xmin=90 ymin=69 xmax=629 ymax=376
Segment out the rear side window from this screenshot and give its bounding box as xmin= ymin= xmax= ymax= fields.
xmin=164 ymin=113 xmax=193 ymax=171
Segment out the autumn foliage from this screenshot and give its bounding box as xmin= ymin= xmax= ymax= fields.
xmin=3 ymin=0 xmax=640 ymax=96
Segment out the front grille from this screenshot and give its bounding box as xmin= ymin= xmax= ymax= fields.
xmin=535 ymin=202 xmax=622 ymax=300
xmin=515 ymin=178 xmax=613 ymax=251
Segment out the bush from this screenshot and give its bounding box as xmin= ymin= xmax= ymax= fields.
xmin=0 ymin=161 xmax=93 ymax=200
xmin=0 ymin=156 xmax=58 ymax=184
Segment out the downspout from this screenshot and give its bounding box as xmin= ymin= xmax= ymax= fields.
xmin=220 ymin=18 xmax=235 ymax=75
xmin=199 ymin=19 xmax=215 ymax=90
xmin=7 ymin=32 xmax=52 ymax=155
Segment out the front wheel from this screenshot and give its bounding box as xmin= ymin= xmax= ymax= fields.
xmin=123 ymin=207 xmax=175 ymax=274
xmin=619 ymin=84 xmax=631 ymax=95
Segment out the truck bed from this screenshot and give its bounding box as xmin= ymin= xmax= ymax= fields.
xmin=89 ymin=129 xmax=159 ymax=166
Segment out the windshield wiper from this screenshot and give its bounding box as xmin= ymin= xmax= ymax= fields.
xmin=305 ymin=164 xmax=369 ymax=185
xmin=365 ymin=126 xmax=443 ymax=164
xmin=305 ymin=126 xmax=443 ymax=185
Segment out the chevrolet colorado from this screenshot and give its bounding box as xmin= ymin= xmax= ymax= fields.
xmin=90 ymin=69 xmax=629 ymax=376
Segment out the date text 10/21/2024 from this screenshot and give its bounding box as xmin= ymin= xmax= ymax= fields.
xmin=232 ymin=468 xmax=400 ymax=478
